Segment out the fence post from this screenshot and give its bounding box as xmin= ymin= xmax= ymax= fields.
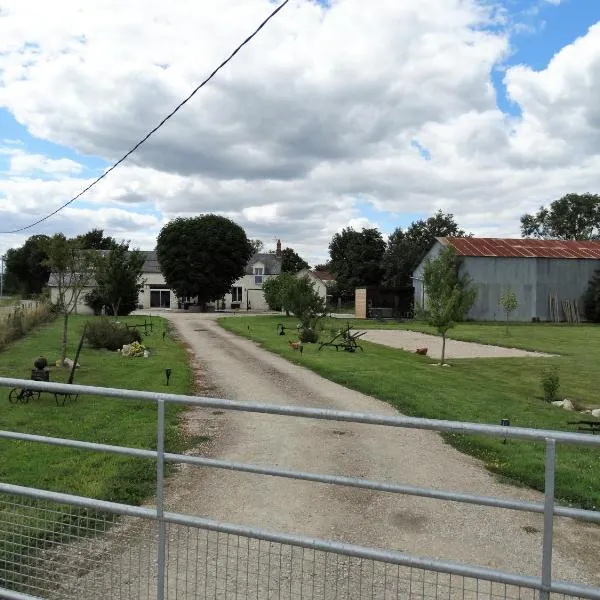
xmin=156 ymin=399 xmax=166 ymax=600
xmin=540 ymin=438 xmax=556 ymax=600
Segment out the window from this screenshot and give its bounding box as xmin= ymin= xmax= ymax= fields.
xmin=254 ymin=267 xmax=264 ymax=285
xmin=231 ymin=286 xmax=242 ymax=302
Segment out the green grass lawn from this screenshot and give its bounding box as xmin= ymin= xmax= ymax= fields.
xmin=0 ymin=314 xmax=194 ymax=590
xmin=219 ymin=315 xmax=600 ymax=510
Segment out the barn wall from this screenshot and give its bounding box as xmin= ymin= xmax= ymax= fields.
xmin=463 ymin=257 xmax=537 ymax=322
xmin=412 ymin=240 xmax=444 ymax=312
xmin=413 ymin=243 xmax=600 ymax=322
xmin=535 ymin=258 xmax=599 ymax=320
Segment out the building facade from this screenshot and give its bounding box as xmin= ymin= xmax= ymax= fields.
xmin=413 ymin=237 xmax=600 ymax=322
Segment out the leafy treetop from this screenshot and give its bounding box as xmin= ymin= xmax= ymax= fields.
xmin=382 ymin=211 xmax=467 ymax=288
xmin=328 ymin=227 xmax=385 ymax=293
xmin=156 ymin=215 xmax=253 ymax=305
xmin=280 ymin=247 xmax=309 ymax=274
xmin=520 ymin=193 xmax=600 ymax=240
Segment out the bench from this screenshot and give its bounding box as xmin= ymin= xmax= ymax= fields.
xmin=568 ymin=420 xmax=600 ymax=434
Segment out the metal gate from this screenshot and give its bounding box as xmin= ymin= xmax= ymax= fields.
xmin=0 ymin=377 xmax=599 ymax=600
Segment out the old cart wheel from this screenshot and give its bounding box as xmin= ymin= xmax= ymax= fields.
xmin=8 ymin=388 xmax=22 ymax=404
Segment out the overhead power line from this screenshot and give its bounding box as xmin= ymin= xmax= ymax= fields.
xmin=3 ymin=0 xmax=290 ymax=235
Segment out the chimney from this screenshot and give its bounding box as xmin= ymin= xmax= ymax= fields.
xmin=276 ymin=239 xmax=282 ymax=257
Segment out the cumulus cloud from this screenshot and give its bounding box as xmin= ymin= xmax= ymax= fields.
xmin=0 ymin=0 xmax=598 ymax=264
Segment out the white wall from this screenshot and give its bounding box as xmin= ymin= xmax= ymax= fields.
xmin=297 ymin=270 xmax=327 ymax=301
xmin=49 ymin=286 xmax=95 ymax=315
xmin=138 ymin=272 xmax=178 ymax=309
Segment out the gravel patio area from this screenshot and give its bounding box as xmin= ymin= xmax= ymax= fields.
xmin=361 ymin=329 xmax=553 ymax=359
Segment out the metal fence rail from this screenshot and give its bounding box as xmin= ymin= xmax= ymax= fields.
xmin=0 ymin=377 xmax=599 ymax=600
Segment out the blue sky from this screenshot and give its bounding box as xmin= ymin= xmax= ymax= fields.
xmin=1 ymin=0 xmax=599 ymax=251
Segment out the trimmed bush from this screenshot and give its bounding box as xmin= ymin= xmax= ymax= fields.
xmin=541 ymin=366 xmax=560 ymax=402
xmin=85 ymin=319 xmax=141 ymax=351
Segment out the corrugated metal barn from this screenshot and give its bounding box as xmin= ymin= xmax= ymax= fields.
xmin=412 ymin=237 xmax=600 ymax=322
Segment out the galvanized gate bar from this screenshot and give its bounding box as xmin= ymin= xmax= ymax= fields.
xmin=2 ymin=377 xmax=600 ymax=446
xmin=2 ymin=428 xmax=599 ymax=524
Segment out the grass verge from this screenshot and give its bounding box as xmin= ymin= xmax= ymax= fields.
xmin=0 ymin=314 xmax=194 ymax=590
xmin=219 ymin=315 xmax=600 ymax=510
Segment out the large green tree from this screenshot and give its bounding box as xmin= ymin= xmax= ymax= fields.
xmin=86 ymin=242 xmax=145 ymax=316
xmin=520 ymin=193 xmax=600 ymax=240
xmin=156 ymin=215 xmax=253 ymax=306
xmin=44 ymin=234 xmax=98 ymax=365
xmin=280 ymin=247 xmax=309 ymax=274
xmin=421 ymin=246 xmax=477 ymax=365
xmin=3 ymin=235 xmax=51 ymax=296
xmin=75 ymin=228 xmax=117 ymax=250
xmin=328 ymin=227 xmax=385 ymax=293
xmin=382 ymin=211 xmax=466 ymax=288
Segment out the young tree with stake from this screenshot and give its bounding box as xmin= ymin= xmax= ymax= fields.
xmin=44 ymin=234 xmax=97 ymax=366
xmin=500 ymin=288 xmax=519 ymax=335
xmin=421 ymin=247 xmax=477 ymax=365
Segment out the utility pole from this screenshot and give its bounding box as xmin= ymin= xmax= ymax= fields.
xmin=0 ymin=254 xmax=4 ymax=300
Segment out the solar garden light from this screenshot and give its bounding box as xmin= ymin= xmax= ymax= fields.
xmin=165 ymin=368 xmax=172 ymax=386
xmin=501 ymin=418 xmax=510 ymax=443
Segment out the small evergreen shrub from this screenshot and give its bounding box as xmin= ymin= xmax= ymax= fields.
xmin=85 ymin=319 xmax=142 ymax=351
xmin=541 ymin=366 xmax=560 ymax=402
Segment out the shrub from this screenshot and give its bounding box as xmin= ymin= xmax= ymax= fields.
xmin=541 ymin=366 xmax=560 ymax=402
xmin=85 ymin=319 xmax=141 ymax=351
xmin=299 ymin=327 xmax=319 ymax=343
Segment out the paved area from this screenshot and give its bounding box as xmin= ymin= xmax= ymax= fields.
xmin=60 ymin=313 xmax=596 ymax=598
xmin=362 ymin=329 xmax=553 ymax=359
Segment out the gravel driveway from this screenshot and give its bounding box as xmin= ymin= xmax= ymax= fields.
xmin=61 ymin=313 xmax=597 ymax=599
xmin=361 ymin=330 xmax=553 ymax=359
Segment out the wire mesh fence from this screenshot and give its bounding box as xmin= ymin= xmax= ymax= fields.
xmin=0 ymin=493 xmax=589 ymax=600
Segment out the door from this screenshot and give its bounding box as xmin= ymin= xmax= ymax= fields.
xmin=150 ymin=290 xmax=161 ymax=308
xmin=150 ymin=290 xmax=171 ymax=308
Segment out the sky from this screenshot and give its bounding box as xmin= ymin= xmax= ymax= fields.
xmin=1 ymin=0 xmax=600 ymax=265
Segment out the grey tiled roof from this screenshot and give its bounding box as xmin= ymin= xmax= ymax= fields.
xmin=245 ymin=253 xmax=282 ymax=275
xmin=141 ymin=250 xmax=162 ymax=274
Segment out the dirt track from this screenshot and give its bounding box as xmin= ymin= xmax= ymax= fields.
xmin=61 ymin=313 xmax=598 ymax=599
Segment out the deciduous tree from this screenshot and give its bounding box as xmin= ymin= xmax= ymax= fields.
xmin=520 ymin=193 xmax=600 ymax=240
xmin=421 ymin=246 xmax=477 ymax=365
xmin=44 ymin=234 xmax=97 ymax=366
xmin=280 ymin=247 xmax=309 ymax=274
xmin=86 ymin=242 xmax=145 ymax=316
xmin=328 ymin=227 xmax=385 ymax=293
xmin=3 ymin=235 xmax=50 ymax=296
xmin=382 ymin=211 xmax=466 ymax=288
xmin=156 ymin=215 xmax=253 ymax=307
xmin=499 ymin=288 xmax=519 ymax=335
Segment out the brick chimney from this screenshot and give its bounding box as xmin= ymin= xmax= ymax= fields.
xmin=276 ymin=239 xmax=282 ymax=257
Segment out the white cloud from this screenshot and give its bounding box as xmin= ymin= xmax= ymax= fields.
xmin=0 ymin=0 xmax=598 ymax=264
xmin=0 ymin=146 xmax=83 ymax=176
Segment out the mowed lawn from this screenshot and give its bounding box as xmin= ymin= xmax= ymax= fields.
xmin=219 ymin=315 xmax=600 ymax=510
xmin=0 ymin=314 xmax=193 ymax=503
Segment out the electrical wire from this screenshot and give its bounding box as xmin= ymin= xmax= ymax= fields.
xmin=2 ymin=0 xmax=290 ymax=235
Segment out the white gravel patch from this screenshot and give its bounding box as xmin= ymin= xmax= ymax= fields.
xmin=362 ymin=329 xmax=554 ymax=359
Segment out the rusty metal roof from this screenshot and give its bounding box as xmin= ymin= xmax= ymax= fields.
xmin=439 ymin=237 xmax=600 ymax=259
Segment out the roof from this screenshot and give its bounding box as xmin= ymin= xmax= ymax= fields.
xmin=311 ymin=270 xmax=336 ymax=282
xmin=141 ymin=250 xmax=161 ymax=273
xmin=48 ymin=274 xmax=97 ymax=287
xmin=439 ymin=237 xmax=600 ymax=260
xmin=245 ymin=252 xmax=282 ymax=275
